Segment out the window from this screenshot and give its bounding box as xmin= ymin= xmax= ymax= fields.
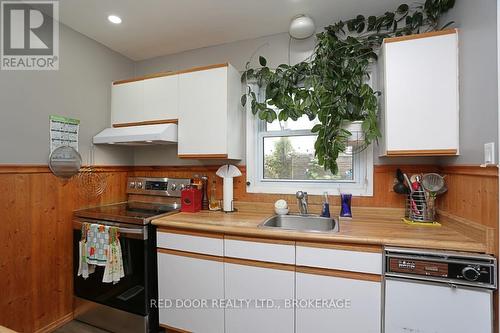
xmin=246 ymin=107 xmax=373 ymax=196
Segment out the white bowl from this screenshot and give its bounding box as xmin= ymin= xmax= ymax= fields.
xmin=275 ymin=207 xmax=289 ymax=215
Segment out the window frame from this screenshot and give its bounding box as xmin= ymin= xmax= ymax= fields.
xmin=245 ymin=105 xmax=374 ymax=196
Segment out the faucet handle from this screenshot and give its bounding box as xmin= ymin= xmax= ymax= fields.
xmin=296 ymin=191 xmax=305 ymax=200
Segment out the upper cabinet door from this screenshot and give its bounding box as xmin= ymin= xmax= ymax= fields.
xmin=111 ymin=75 xmax=179 ymax=126
xmin=177 ymin=64 xmax=244 ymax=159
xmin=178 ymin=66 xmax=228 ymax=157
xmin=143 ymin=75 xmax=179 ymax=121
xmin=111 ymin=80 xmax=144 ymax=125
xmin=380 ymin=29 xmax=459 ymax=156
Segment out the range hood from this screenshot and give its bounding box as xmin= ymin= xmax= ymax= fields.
xmin=93 ymin=123 xmax=178 ymax=145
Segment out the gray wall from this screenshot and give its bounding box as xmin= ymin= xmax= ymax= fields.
xmin=439 ymin=0 xmax=498 ymax=165
xmin=0 ymin=24 xmax=135 ymax=165
xmin=133 ymin=32 xmax=441 ymax=166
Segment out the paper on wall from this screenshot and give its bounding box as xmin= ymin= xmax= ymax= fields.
xmin=49 ymin=115 xmax=80 ymax=153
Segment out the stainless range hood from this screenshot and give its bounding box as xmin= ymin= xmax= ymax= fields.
xmin=93 ymin=123 xmax=178 ymax=145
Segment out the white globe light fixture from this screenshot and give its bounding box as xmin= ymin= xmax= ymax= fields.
xmin=289 ymin=15 xmax=315 ymax=39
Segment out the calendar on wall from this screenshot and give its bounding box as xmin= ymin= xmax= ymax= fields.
xmin=49 ymin=115 xmax=80 ymax=153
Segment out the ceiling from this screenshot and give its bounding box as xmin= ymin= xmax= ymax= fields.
xmin=58 ymin=0 xmax=403 ymax=61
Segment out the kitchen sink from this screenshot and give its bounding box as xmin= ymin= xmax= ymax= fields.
xmin=258 ymin=214 xmax=339 ymax=233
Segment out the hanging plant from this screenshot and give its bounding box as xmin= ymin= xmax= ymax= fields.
xmin=241 ymin=0 xmax=455 ymax=174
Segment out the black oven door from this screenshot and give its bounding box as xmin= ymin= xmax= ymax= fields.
xmin=73 ymin=219 xmax=152 ymax=317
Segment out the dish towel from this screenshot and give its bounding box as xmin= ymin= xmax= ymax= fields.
xmin=77 ymin=223 xmax=125 ymax=284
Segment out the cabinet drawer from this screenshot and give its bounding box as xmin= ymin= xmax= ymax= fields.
xmin=157 ymin=230 xmax=223 ymax=256
xmin=296 ymin=243 xmax=382 ymax=274
xmin=224 ymin=236 xmax=295 ymax=264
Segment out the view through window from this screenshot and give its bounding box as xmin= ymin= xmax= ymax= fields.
xmin=261 ymin=114 xmax=354 ymax=182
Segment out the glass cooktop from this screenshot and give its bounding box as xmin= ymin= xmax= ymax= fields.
xmin=74 ymin=201 xmax=181 ymax=225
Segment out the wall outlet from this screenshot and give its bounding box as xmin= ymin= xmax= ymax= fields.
xmin=484 ymin=142 xmax=495 ymax=165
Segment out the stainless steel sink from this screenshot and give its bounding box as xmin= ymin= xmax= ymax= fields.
xmin=258 ymin=214 xmax=339 ymax=233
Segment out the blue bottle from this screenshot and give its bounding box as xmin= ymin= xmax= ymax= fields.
xmin=320 ymin=191 xmax=331 ymax=218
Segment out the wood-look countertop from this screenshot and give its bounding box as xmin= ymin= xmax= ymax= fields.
xmin=152 ymin=205 xmax=491 ymax=254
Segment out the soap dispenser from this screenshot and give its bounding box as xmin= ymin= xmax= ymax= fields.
xmin=320 ymin=191 xmax=331 ymax=218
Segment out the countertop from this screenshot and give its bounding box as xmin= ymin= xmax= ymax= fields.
xmin=152 ymin=204 xmax=492 ymax=253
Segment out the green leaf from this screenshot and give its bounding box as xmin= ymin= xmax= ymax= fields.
xmin=259 ymin=56 xmax=267 ymax=67
xmin=241 ymin=94 xmax=247 ymax=107
xmin=397 ymin=4 xmax=409 ymax=14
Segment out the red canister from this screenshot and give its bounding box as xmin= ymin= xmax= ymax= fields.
xmin=181 ymin=185 xmax=202 ymax=213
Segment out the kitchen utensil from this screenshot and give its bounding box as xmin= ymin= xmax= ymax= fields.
xmin=49 ymin=146 xmax=82 ymax=179
xmin=396 ymin=168 xmax=405 ymax=183
xmin=393 ymin=169 xmax=410 ymax=194
xmin=403 ymin=174 xmax=412 ymax=192
xmin=393 ymin=182 xmax=410 ymax=195
xmin=422 ymin=173 xmax=445 ymax=195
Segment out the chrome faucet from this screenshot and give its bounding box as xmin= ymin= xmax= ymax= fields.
xmin=296 ymin=191 xmax=309 ymax=215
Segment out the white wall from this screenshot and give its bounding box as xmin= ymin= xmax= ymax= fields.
xmin=0 ymin=23 xmax=135 ymax=165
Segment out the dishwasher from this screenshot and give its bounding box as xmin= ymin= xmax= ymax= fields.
xmin=384 ymin=247 xmax=496 ymax=333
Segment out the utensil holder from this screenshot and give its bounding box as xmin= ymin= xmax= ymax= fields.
xmin=405 ymin=190 xmax=436 ymax=222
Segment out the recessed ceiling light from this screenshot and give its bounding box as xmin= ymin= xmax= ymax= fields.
xmin=108 ymin=15 xmax=122 ymax=24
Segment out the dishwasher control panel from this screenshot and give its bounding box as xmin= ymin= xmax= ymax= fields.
xmin=385 ymin=247 xmax=497 ymax=289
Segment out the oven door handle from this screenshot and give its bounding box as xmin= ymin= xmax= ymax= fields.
xmin=73 ymin=219 xmax=148 ymax=240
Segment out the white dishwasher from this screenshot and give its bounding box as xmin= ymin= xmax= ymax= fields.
xmin=384 ymin=247 xmax=496 ymax=333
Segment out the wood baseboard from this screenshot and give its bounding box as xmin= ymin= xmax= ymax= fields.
xmin=34 ymin=312 xmax=73 ymax=333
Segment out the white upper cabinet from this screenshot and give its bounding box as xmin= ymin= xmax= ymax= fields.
xmin=111 ymin=80 xmax=145 ymax=125
xmin=143 ymin=75 xmax=179 ymax=121
xmin=379 ymin=29 xmax=459 ymax=156
xmin=111 ymin=75 xmax=179 ymax=126
xmin=178 ymin=64 xmax=244 ymax=159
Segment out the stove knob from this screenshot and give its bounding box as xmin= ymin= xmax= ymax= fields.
xmin=462 ymin=266 xmax=480 ymax=281
xmin=170 ymin=183 xmax=177 ymax=191
xmin=129 ymin=181 xmax=136 ymax=189
xmin=136 ymin=181 xmax=143 ymax=189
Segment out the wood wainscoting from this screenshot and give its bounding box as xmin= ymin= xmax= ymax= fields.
xmin=130 ymin=164 xmax=439 ymax=208
xmin=0 ymin=165 xmax=128 ymax=333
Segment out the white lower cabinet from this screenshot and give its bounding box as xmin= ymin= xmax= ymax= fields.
xmin=224 ymin=261 xmax=295 ymax=333
xmin=157 ymin=251 xmax=224 ymax=333
xmin=295 ymin=271 xmax=382 ymax=333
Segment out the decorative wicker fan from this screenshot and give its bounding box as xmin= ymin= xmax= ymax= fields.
xmin=77 ymin=145 xmax=107 ymax=199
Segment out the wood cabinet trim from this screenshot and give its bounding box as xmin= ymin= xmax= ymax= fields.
xmin=225 ymin=235 xmax=295 ymax=246
xmin=386 ymin=149 xmax=458 ymax=157
xmin=160 ymin=324 xmax=192 ymax=333
xmin=296 ymin=266 xmax=381 ymax=282
xmin=178 ymin=154 xmax=229 ymax=159
xmin=113 ymin=63 xmax=229 ymax=85
xmin=112 ymin=119 xmax=178 ymax=128
xmin=296 ymin=241 xmax=382 ymax=253
xmin=157 ymin=228 xmax=224 ymax=239
xmin=384 ymin=28 xmax=457 ymax=44
xmin=224 ymin=257 xmax=295 ymax=272
xmin=157 ymin=248 xmax=223 ymax=262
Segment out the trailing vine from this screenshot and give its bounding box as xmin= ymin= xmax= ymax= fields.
xmin=241 ymin=0 xmax=455 ymax=174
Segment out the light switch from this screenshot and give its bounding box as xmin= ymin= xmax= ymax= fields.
xmin=484 ymin=142 xmax=495 ymax=165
